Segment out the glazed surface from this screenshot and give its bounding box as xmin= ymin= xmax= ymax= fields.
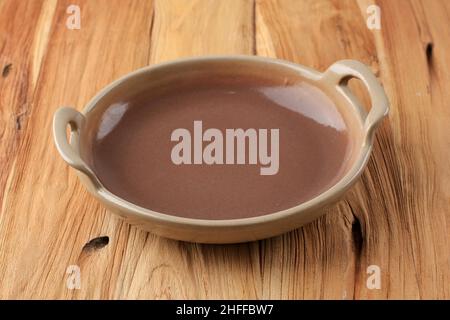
xmin=91 ymin=75 xmax=350 ymax=219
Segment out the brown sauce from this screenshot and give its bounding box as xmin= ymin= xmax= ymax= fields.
xmin=91 ymin=74 xmax=350 ymax=220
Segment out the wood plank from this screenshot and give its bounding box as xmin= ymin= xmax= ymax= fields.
xmin=0 ymin=0 xmax=153 ymax=299
xmin=365 ymin=0 xmax=449 ymax=299
xmin=150 ymin=0 xmax=254 ymax=63
xmin=0 ymin=0 xmax=50 ymax=229
xmin=257 ymin=0 xmax=379 ymax=299
xmin=0 ymin=0 xmax=55 ymax=297
xmin=116 ymin=0 xmax=257 ymax=300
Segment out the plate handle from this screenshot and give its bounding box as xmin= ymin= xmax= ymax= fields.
xmin=322 ymin=60 xmax=389 ymax=142
xmin=53 ymin=107 xmax=101 ymax=188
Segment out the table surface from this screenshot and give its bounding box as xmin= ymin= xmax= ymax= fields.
xmin=0 ymin=0 xmax=449 ymax=299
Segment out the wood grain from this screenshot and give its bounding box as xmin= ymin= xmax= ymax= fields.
xmin=0 ymin=0 xmax=448 ymax=299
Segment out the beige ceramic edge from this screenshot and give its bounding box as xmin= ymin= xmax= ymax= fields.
xmin=53 ymin=55 xmax=389 ymax=243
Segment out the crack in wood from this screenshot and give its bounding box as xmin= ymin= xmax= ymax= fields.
xmin=258 ymin=240 xmax=265 ymax=280
xmin=2 ymin=63 xmax=12 ymax=77
xmin=15 ymin=110 xmax=27 ymax=131
xmin=426 ymin=42 xmax=433 ymax=65
xmin=82 ymin=236 xmax=109 ymax=252
xmin=346 ymin=201 xmax=364 ymax=299
xmin=347 ymin=201 xmax=363 ymax=258
xmin=147 ymin=4 xmax=155 ymax=63
xmin=425 ymin=42 xmax=435 ymax=87
xmin=351 ymin=214 xmax=363 ymax=258
xmin=15 ymin=113 xmax=24 ymax=130
xmin=15 ymin=116 xmax=21 ymax=130
xmin=252 ymin=0 xmax=257 ymax=55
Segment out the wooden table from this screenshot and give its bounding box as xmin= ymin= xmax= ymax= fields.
xmin=0 ymin=0 xmax=449 ymax=299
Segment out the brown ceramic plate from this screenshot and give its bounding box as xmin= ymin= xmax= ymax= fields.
xmin=53 ymin=56 xmax=388 ymax=243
